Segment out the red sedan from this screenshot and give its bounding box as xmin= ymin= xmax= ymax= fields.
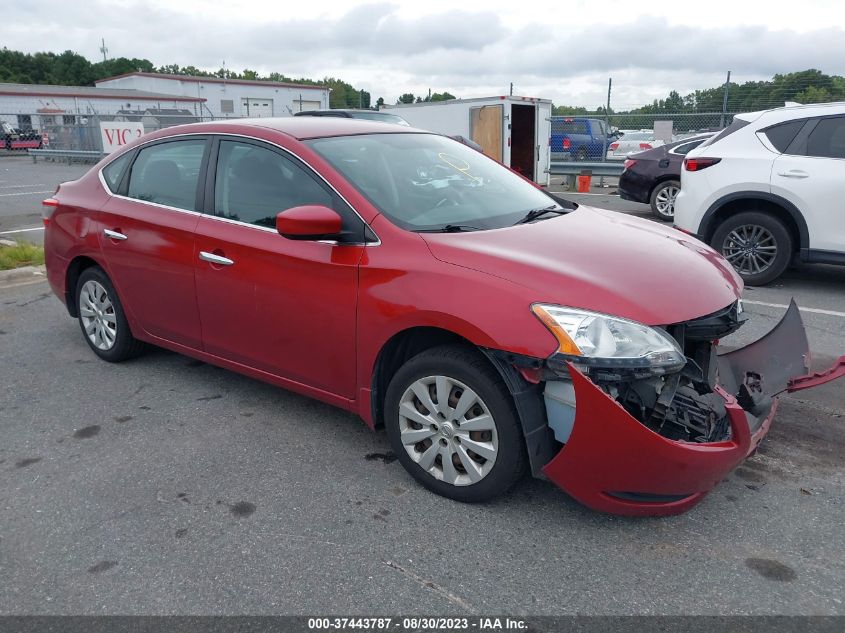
xmin=42 ymin=118 xmax=844 ymax=515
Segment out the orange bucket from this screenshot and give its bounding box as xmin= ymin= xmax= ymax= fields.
xmin=577 ymin=174 xmax=592 ymax=193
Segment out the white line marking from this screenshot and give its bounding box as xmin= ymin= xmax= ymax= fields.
xmin=0 ymin=184 xmax=47 ymax=190
xmin=0 ymin=190 xmax=53 ymax=197
xmin=0 ymin=226 xmax=44 ymax=235
xmin=744 ymin=299 xmax=845 ymax=318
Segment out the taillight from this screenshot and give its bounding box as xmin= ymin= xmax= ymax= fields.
xmin=610 ymin=142 xmax=619 ymax=150
xmin=623 ymin=159 xmax=637 ymax=170
xmin=563 ymin=138 xmax=571 ymax=150
xmin=41 ymin=197 xmax=59 ymax=227
xmin=684 ymin=157 xmax=721 ymax=171
xmin=639 ymin=143 xmax=652 ymax=150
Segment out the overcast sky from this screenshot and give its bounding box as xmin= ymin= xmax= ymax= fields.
xmin=6 ymin=0 xmax=845 ymax=108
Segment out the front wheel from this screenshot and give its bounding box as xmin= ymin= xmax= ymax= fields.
xmin=650 ymin=180 xmax=680 ymax=221
xmin=710 ymin=211 xmax=793 ymax=286
xmin=384 ymin=345 xmax=526 ymax=502
xmin=76 ymin=267 xmax=145 ymax=361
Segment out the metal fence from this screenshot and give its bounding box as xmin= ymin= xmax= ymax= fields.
xmin=550 ymin=111 xmax=737 ymax=162
xmin=2 ymin=113 xmax=220 ymax=152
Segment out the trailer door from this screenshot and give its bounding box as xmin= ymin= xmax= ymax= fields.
xmin=536 ymin=104 xmax=552 ymax=186
xmin=470 ymin=105 xmax=503 ymax=162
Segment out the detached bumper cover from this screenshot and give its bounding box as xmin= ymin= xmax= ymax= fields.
xmin=541 ymin=300 xmax=844 ymax=516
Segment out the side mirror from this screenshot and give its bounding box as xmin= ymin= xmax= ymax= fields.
xmin=276 ymin=205 xmax=343 ymax=241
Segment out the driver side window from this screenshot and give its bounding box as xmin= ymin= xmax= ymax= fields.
xmin=214 ymin=140 xmax=333 ymax=228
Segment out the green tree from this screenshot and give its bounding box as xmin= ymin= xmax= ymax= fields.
xmin=397 ymin=93 xmax=416 ymax=104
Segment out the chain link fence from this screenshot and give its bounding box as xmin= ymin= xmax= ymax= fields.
xmin=1 ymin=112 xmax=216 ymax=153
xmin=550 ymin=111 xmax=736 ymax=162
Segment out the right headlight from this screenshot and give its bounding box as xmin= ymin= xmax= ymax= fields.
xmin=531 ymin=304 xmax=686 ymax=374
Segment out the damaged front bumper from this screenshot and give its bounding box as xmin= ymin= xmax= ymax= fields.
xmin=537 ymin=300 xmax=844 ymax=516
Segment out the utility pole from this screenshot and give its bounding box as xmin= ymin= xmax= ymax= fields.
xmin=99 ymin=38 xmax=108 ymax=63
xmin=720 ymin=70 xmax=731 ymax=128
xmin=509 ymin=82 xmax=513 ymax=96
xmin=602 ymin=77 xmax=612 ymax=162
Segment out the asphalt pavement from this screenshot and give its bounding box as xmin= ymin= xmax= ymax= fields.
xmin=1 ymin=158 xmax=844 ymax=616
xmin=0 ymin=155 xmax=88 ymax=244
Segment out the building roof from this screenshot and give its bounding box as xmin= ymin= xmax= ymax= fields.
xmin=96 ymin=72 xmax=330 ymax=93
xmin=0 ymin=83 xmax=205 ymax=102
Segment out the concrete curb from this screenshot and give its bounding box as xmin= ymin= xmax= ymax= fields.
xmin=0 ymin=265 xmax=47 ymax=285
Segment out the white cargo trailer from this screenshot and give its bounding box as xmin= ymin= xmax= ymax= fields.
xmin=383 ymin=96 xmax=552 ymax=185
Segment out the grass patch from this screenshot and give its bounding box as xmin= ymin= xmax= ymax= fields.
xmin=0 ymin=241 xmax=45 ymax=271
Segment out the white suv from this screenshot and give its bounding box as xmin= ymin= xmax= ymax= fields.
xmin=674 ymin=103 xmax=845 ymax=285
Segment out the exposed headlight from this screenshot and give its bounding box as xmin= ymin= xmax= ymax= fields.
xmin=531 ymin=304 xmax=686 ymax=374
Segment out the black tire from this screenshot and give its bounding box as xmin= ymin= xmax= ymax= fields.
xmin=576 ymin=147 xmax=588 ymax=161
xmin=649 ymin=179 xmax=680 ymax=221
xmin=75 ymin=267 xmax=145 ymax=362
xmin=710 ymin=211 xmax=793 ymax=286
xmin=384 ymin=345 xmax=527 ymax=503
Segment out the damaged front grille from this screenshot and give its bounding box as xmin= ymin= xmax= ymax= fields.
xmin=606 ymin=301 xmax=746 ymax=443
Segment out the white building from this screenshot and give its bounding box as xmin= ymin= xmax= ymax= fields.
xmin=0 ymin=83 xmax=205 ymax=131
xmin=95 ymin=72 xmax=330 ymax=119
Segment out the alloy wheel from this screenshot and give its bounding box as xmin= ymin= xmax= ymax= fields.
xmin=79 ymin=280 xmax=118 ymax=350
xmin=654 ymin=184 xmax=679 ymax=217
xmin=721 ymin=224 xmax=778 ymax=276
xmin=398 ymin=375 xmax=498 ymax=486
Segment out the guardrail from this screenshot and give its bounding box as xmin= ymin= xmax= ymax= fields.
xmin=29 ymin=149 xmax=106 ymax=163
xmin=547 ymin=161 xmax=625 ymax=177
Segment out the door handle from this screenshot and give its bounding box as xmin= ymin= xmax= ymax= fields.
xmin=777 ymin=170 xmax=809 ymax=178
xmin=199 ymin=251 xmax=234 ymax=266
xmin=103 ymin=229 xmax=127 ymax=241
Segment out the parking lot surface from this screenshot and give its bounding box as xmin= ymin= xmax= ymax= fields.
xmin=1 ymin=161 xmax=844 ymax=616
xmin=0 ymin=156 xmax=88 ymax=244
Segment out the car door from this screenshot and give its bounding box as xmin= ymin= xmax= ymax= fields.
xmin=98 ymin=137 xmax=209 ymax=348
xmin=194 ymin=136 xmax=367 ymax=398
xmin=771 ymin=115 xmax=845 ymax=253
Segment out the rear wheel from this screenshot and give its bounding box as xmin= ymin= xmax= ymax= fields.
xmin=384 ymin=345 xmax=526 ymax=502
xmin=576 ymin=147 xmax=588 ymax=161
xmin=76 ymin=267 xmax=145 ymax=361
xmin=650 ymin=179 xmax=680 ymax=221
xmin=711 ymin=211 xmax=793 ymax=286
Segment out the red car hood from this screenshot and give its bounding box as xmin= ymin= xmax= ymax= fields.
xmin=421 ymin=205 xmax=742 ymax=326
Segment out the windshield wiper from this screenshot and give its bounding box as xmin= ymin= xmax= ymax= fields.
xmin=514 ymin=205 xmax=568 ymax=225
xmin=417 ymin=224 xmax=483 ymax=233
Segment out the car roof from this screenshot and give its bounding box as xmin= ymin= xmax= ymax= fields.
xmin=160 ymin=116 xmax=427 ymax=140
xmin=738 ymin=101 xmax=845 ymax=125
xmin=299 ymin=109 xmax=396 ymax=115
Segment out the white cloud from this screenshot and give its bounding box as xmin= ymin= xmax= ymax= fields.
xmin=4 ymin=0 xmax=845 ymax=108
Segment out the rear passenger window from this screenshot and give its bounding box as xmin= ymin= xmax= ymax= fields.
xmin=673 ymin=140 xmax=705 ymax=155
xmin=763 ymin=120 xmax=805 ymax=153
xmin=101 ymin=152 xmax=132 ymax=193
xmin=806 ymin=116 xmax=845 ymax=159
xmin=214 ymin=140 xmax=333 ymax=228
xmin=127 ymin=140 xmax=206 ymax=211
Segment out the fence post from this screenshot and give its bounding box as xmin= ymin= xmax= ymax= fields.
xmin=720 ymin=71 xmax=731 ymax=129
xmin=600 ymin=77 xmax=612 ymax=187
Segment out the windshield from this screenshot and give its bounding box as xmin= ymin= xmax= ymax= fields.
xmin=307 ymin=133 xmax=562 ymax=231
xmin=350 ymin=111 xmax=410 ymax=126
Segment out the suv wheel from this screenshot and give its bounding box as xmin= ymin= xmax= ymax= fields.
xmin=576 ymin=147 xmax=588 ymax=161
xmin=384 ymin=345 xmax=526 ymax=502
xmin=711 ymin=211 xmax=793 ymax=286
xmin=650 ymin=180 xmax=680 ymax=221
